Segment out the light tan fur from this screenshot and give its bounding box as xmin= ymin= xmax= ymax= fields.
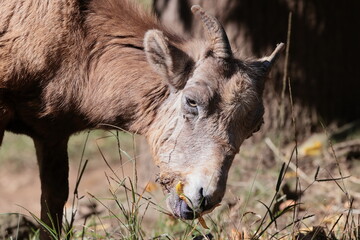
xmin=0 ymin=0 xmax=282 ymax=238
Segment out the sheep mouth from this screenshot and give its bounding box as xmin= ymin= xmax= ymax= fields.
xmin=167 ymin=194 xmax=199 ymax=220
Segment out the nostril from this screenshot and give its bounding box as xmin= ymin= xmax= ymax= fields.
xmin=198 ymin=187 xmax=209 ymax=211
xmin=199 ymin=187 xmax=204 ymax=197
xmin=200 ymin=197 xmax=207 ymax=210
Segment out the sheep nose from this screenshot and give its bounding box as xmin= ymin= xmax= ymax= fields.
xmin=178 ymin=188 xmax=210 ymax=220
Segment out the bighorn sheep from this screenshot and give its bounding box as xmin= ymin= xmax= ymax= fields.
xmin=0 ymin=0 xmax=283 ymax=238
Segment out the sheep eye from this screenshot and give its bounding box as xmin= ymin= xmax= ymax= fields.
xmin=186 ymin=97 xmax=197 ymax=108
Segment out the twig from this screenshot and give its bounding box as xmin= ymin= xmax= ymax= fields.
xmin=280 ymin=12 xmax=292 ymax=128
xmin=265 ymin=137 xmax=312 ymax=184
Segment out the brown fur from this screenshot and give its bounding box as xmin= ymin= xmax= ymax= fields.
xmin=0 ymin=0 xmax=280 ymax=238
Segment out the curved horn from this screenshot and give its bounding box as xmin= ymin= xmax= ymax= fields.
xmin=191 ymin=5 xmax=232 ymax=59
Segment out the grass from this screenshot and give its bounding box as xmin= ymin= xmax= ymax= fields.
xmin=1 ymin=123 xmax=359 ymax=239
xmin=1 ymin=1 xmax=359 ymax=239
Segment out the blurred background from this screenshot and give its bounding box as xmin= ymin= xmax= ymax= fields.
xmin=153 ymin=0 xmax=360 ymax=137
xmin=1 ymin=0 xmax=359 ymax=239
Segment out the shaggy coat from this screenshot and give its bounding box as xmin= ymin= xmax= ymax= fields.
xmin=0 ymin=0 xmax=283 ymax=238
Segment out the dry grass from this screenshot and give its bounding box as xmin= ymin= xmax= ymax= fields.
xmin=1 ymin=1 xmax=359 ymax=239
xmin=1 ymin=122 xmax=359 ymax=239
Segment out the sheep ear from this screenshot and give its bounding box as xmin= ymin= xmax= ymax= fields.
xmin=144 ymin=30 xmax=193 ymax=91
xmin=144 ymin=30 xmax=173 ymax=79
xmin=260 ymin=43 xmax=285 ymax=72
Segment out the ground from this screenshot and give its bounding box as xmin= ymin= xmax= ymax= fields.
xmin=0 ymin=123 xmax=359 ymax=239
